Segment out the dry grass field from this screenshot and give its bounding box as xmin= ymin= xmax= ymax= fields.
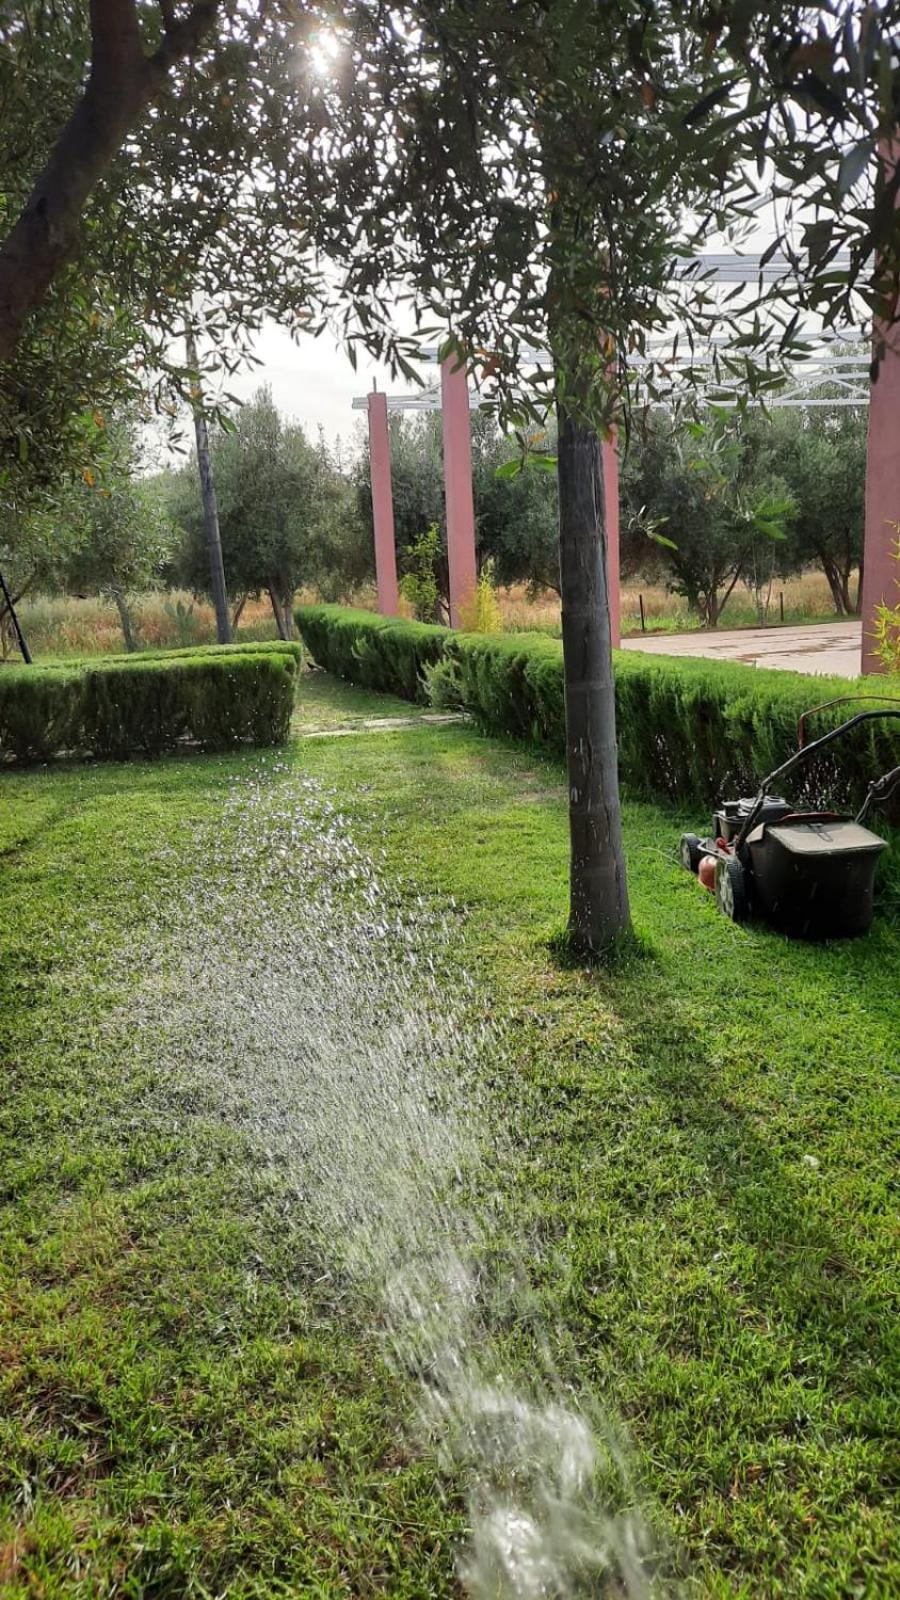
xmin=6 ymin=568 xmax=851 ymax=663
xmin=500 ymin=569 xmax=851 ymax=636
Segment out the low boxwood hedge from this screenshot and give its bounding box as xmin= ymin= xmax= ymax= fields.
xmin=41 ymin=640 xmax=304 ymax=671
xmin=295 ymin=605 xmax=447 ymax=702
xmin=295 ymin=603 xmax=900 ymax=817
xmin=0 ymin=649 xmax=298 ymax=764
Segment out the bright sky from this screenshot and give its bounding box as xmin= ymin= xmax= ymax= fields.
xmin=219 ymin=322 xmax=395 ymax=453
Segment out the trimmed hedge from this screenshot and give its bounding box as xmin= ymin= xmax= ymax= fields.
xmin=294 ymin=605 xmax=447 ymax=702
xmin=0 ymin=650 xmax=298 ymax=764
xmin=42 ymin=640 xmax=304 ymax=671
xmin=295 ymin=603 xmax=900 ymax=817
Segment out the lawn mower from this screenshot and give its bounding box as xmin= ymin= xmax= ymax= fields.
xmin=679 ymin=701 xmax=900 ymax=938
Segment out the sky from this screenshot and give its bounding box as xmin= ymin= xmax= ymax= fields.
xmin=222 ymin=322 xmax=396 ymax=452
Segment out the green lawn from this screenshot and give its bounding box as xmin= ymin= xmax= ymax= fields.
xmin=1 ymin=670 xmax=897 ymax=1598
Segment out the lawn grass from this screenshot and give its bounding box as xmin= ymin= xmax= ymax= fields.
xmin=1 ymin=671 xmax=897 ymax=1598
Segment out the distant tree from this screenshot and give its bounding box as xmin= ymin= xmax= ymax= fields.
xmin=748 ymin=405 xmax=867 ymax=616
xmin=65 ymin=440 xmax=175 ymax=652
xmin=1 ymin=421 xmax=174 ymax=656
xmin=0 ymin=495 xmax=80 ymax=658
xmin=625 ymin=413 xmax=794 ymax=627
xmin=472 ymin=417 xmax=559 ymax=594
xmin=169 ymin=388 xmax=366 ymax=634
xmin=354 ymin=412 xmax=559 ymax=600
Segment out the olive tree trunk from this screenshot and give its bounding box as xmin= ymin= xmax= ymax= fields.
xmin=111 ymin=586 xmax=138 ymax=652
xmin=186 ymin=325 xmax=231 ymax=645
xmin=556 ymin=399 xmax=630 ymax=952
xmin=267 ymin=583 xmax=293 ymax=641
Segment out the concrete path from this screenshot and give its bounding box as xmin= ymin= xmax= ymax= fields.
xmin=621 ymin=619 xmax=862 ymax=678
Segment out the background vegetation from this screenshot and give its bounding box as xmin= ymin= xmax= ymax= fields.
xmin=1 ymin=390 xmax=870 ymax=664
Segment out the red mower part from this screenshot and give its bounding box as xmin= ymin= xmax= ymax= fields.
xmin=698 ymin=854 xmax=717 ymax=893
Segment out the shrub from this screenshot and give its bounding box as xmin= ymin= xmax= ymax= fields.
xmin=296 ymin=605 xmax=448 ymax=703
xmin=398 ymin=523 xmax=443 ymax=622
xmin=295 ymin=604 xmax=900 ymax=818
xmin=872 ymin=539 xmax=900 ymax=675
xmin=0 ymin=651 xmax=297 ymax=764
xmin=458 ymin=558 xmax=503 ymax=634
xmin=38 ymin=640 xmax=304 ymax=672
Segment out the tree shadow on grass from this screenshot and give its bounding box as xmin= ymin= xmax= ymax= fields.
xmin=628 ymin=996 xmax=896 ymax=1377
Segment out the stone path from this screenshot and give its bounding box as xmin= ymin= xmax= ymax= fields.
xmin=301 ymin=713 xmax=466 ymax=739
xmin=622 ymin=619 xmax=862 ymax=678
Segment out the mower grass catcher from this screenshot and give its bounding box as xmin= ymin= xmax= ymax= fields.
xmin=680 ymin=704 xmax=900 ymax=939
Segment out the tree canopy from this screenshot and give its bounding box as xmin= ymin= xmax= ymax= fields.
xmin=166 ymin=386 xmax=368 ymax=635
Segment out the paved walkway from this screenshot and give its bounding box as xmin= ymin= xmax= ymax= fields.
xmin=621 ymin=619 xmax=862 ymax=678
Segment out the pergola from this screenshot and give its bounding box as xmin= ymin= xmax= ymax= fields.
xmin=354 ymin=254 xmax=898 ymax=673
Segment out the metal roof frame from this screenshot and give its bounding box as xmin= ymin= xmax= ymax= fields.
xmin=354 ymin=252 xmax=871 ymax=414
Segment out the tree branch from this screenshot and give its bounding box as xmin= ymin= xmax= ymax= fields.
xmin=0 ymin=0 xmax=223 ymax=362
xmin=150 ymin=1 xmax=220 ymax=79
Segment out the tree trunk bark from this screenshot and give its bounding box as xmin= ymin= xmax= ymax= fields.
xmin=839 ymin=554 xmax=854 ymax=617
xmin=231 ymin=592 xmax=249 ymax=630
xmin=556 ymin=399 xmax=630 ymax=954
xmin=267 ymin=583 xmax=289 ymax=640
xmin=111 ymin=586 xmax=137 ymax=652
xmin=186 ymin=325 xmax=231 ymax=644
xmin=819 ymin=555 xmax=847 ymax=615
xmin=856 ymin=553 xmax=865 ymax=614
xmin=0 ymin=0 xmax=221 ymax=361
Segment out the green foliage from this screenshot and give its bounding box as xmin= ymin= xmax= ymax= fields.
xmin=295 ymin=605 xmax=448 ymax=703
xmin=354 ymin=413 xmax=559 ymax=600
xmin=873 ymin=540 xmax=900 ymax=675
xmin=748 ymin=404 xmax=868 ymax=615
xmin=1 ymin=415 xmax=176 ymax=656
xmin=458 ymin=557 xmax=503 ymax=634
xmin=162 ymin=597 xmax=204 ymax=649
xmin=0 ymin=649 xmax=298 ymax=764
xmin=623 ymin=412 xmax=796 ymax=627
xmin=398 ymin=522 xmax=444 ymax=622
xmin=296 ymin=606 xmax=900 ymax=818
xmin=45 ymin=640 xmax=304 ymax=672
xmin=165 ymin=388 xmax=368 ymax=632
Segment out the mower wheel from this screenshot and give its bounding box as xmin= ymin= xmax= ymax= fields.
xmin=679 ymin=832 xmax=703 ymax=874
xmin=715 ymin=855 xmax=750 ymax=923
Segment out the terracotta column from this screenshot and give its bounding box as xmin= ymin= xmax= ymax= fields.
xmin=602 ymin=432 xmax=621 ymax=648
xmin=367 ymin=390 xmax=399 ymax=615
xmin=440 ymin=354 xmax=478 ymax=627
xmin=861 ymin=141 xmax=900 ymax=673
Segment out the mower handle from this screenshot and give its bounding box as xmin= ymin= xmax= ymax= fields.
xmin=798 ymin=695 xmax=900 ymax=747
xmin=857 ymin=764 xmax=900 ymax=824
xmin=734 ymin=708 xmax=900 ymax=852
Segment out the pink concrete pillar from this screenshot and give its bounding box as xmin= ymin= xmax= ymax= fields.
xmin=861 ymin=143 xmax=900 ymax=674
xmin=440 ymin=354 xmax=478 ymax=627
xmin=602 ymin=432 xmax=621 ymax=648
xmin=367 ymin=391 xmax=399 ymax=615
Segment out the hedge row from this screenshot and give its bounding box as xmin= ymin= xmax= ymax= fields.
xmin=0 ymin=649 xmax=298 ymax=764
xmin=296 ymin=604 xmax=900 ymax=817
xmin=293 ymin=605 xmax=446 ymax=701
xmin=44 ymin=640 xmax=304 ymax=671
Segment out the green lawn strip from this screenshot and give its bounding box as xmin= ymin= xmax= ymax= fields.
xmin=292 ymin=667 xmax=439 ymax=733
xmin=0 ymin=756 xmax=463 ymax=1599
xmin=1 ymin=675 xmax=897 ymax=1598
xmin=288 ymin=692 xmax=899 ymax=1598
